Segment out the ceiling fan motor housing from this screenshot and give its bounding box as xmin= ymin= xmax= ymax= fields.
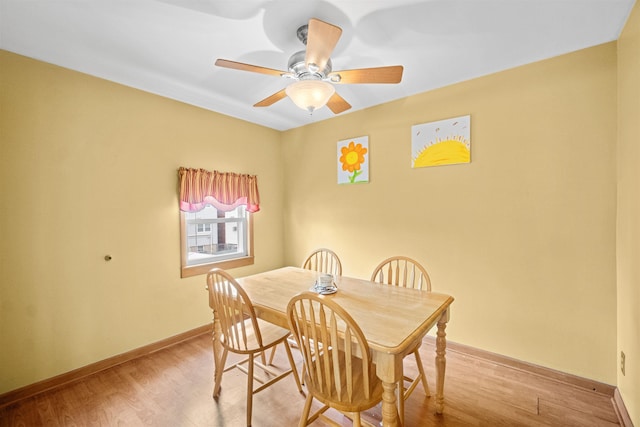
xmin=287 ymin=50 xmax=332 ymax=81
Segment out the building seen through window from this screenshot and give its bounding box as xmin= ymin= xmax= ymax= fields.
xmin=184 ymin=204 xmax=247 ymax=266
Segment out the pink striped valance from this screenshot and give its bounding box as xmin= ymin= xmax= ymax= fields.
xmin=178 ymin=167 xmax=260 ymax=213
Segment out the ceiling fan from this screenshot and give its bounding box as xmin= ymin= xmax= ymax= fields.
xmin=214 ymin=18 xmax=404 ymax=114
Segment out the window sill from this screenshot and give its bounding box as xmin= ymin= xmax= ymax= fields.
xmin=180 ymin=255 xmax=254 ymax=278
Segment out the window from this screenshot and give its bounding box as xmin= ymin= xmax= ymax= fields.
xmin=178 ymin=167 xmax=259 ymax=278
xmin=196 ymin=223 xmax=212 ymax=233
xmin=180 ymin=204 xmax=254 ymax=278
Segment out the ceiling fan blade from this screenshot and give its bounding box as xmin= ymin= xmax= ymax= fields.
xmin=215 ymin=59 xmax=286 ymax=77
xmin=328 ymin=66 xmax=404 ymax=84
xmin=305 ymin=18 xmax=342 ymax=72
xmin=254 ymin=89 xmax=288 ymax=107
xmin=326 ymin=92 xmax=351 ymax=114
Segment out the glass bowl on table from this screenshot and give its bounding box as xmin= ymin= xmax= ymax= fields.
xmin=312 ymin=273 xmax=338 ymax=295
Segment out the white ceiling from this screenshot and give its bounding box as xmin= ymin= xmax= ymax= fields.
xmin=1 ymin=0 xmax=635 ymax=131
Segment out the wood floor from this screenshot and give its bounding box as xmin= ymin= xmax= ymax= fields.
xmin=0 ymin=333 xmax=621 ymax=426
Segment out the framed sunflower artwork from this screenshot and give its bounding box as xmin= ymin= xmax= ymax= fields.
xmin=411 ymin=115 xmax=471 ymax=168
xmin=337 ymin=136 xmax=369 ymax=184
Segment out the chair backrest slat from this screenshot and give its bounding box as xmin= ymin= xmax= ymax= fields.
xmin=302 ymin=248 xmax=343 ymax=278
xmin=207 ymin=268 xmax=263 ymax=353
xmin=370 ymin=256 xmax=431 ymax=291
xmin=287 ymin=292 xmax=374 ymax=406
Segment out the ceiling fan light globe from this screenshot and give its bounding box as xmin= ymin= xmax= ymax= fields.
xmin=286 ymin=80 xmax=335 ymax=112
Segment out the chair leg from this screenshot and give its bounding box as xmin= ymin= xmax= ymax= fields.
xmin=246 ymin=353 xmax=254 ymax=427
xmin=213 ymin=348 xmax=228 ymax=399
xmin=299 ymin=393 xmax=314 ymax=427
xmin=283 ymin=340 xmax=303 ymax=393
xmin=268 ymin=345 xmax=277 ymax=365
xmin=352 ymin=412 xmax=362 ymax=427
xmin=287 ymin=334 xmax=305 ymax=385
xmin=413 ymin=349 xmax=430 ymax=397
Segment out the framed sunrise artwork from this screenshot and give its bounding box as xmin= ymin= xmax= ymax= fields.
xmin=411 ymin=115 xmax=471 ymax=168
xmin=337 ymin=136 xmax=369 ymax=184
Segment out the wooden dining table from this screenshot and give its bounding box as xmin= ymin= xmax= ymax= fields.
xmin=210 ymin=266 xmax=454 ymax=427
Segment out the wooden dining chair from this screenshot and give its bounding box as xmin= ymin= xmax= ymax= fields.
xmin=370 ymin=256 xmax=432 ymax=425
xmin=302 ymin=248 xmax=343 ymax=278
xmin=207 ymin=268 xmax=303 ymax=427
xmin=294 ymin=248 xmax=343 ymax=376
xmin=287 ymin=292 xmax=384 ymax=427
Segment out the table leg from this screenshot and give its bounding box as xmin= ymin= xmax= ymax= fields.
xmin=377 ymin=353 xmax=402 ymax=427
xmin=435 ymin=311 xmax=448 ymax=414
xmin=381 ymin=381 xmax=400 ymax=427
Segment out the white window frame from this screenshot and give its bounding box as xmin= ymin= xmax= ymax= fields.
xmin=180 ymin=205 xmax=254 ymax=278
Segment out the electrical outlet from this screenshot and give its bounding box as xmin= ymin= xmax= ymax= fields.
xmin=621 ymin=351 xmax=626 ymax=376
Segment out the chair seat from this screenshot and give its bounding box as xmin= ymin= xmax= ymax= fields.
xmin=222 ymin=317 xmax=292 ymax=353
xmin=306 ymin=350 xmax=384 ymax=413
xmin=255 ymin=318 xmax=293 ymax=347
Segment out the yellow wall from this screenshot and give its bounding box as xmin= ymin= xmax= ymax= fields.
xmin=0 ymin=38 xmax=625 ymax=396
xmin=0 ymin=50 xmax=285 ymax=393
xmin=282 ymin=43 xmax=618 ymax=384
xmin=617 ymin=0 xmax=640 ymax=423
